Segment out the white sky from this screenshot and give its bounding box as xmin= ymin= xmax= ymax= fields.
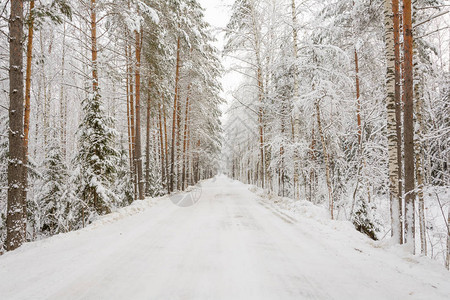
xmin=198 ymin=0 xmax=234 ymax=50
xmin=197 ymin=0 xmax=238 ymax=115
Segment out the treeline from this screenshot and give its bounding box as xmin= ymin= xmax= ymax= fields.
xmin=0 ymin=0 xmax=223 ymax=252
xmin=224 ymin=0 xmax=449 ymax=267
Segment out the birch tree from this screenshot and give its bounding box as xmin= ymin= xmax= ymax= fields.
xmin=384 ymin=0 xmax=402 ymax=244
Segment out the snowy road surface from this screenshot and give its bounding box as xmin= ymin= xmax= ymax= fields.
xmin=1 ymin=176 xmax=449 ymax=300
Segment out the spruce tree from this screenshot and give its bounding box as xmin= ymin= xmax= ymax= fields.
xmin=75 ymin=91 xmax=120 ymax=221
xmin=352 ymin=197 xmax=380 ymax=241
xmin=115 ymin=139 xmax=134 ymax=207
xmin=38 ymin=139 xmax=69 ymax=236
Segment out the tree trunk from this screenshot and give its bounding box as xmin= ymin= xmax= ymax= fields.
xmin=385 ymin=0 xmax=402 ymax=243
xmin=355 ymin=49 xmax=362 ymax=144
xmin=145 ymin=79 xmax=151 ymax=196
xmin=186 ymin=125 xmax=191 ymax=187
xmin=291 ymin=0 xmax=301 ymax=200
xmin=6 ymin=0 xmax=25 ymax=251
xmin=39 ymin=31 xmax=48 ymax=147
xmin=176 ymin=93 xmax=182 ymax=190
xmin=130 ymin=63 xmax=137 ymax=200
xmin=128 ymin=43 xmax=137 ymax=200
xmin=60 ymin=21 xmax=67 ymax=159
xmin=22 ymin=0 xmax=35 ymax=238
xmin=91 ymin=0 xmax=98 ymax=92
xmin=170 ymin=36 xmax=181 ymax=192
xmin=415 ymin=110 xmax=426 ymax=256
xmin=309 ymin=128 xmax=317 ymax=203
xmin=258 ymin=67 xmax=265 ymax=189
xmin=23 ymin=0 xmax=34 ymax=158
xmin=414 ymin=75 xmax=426 ymax=255
xmin=402 ymin=0 xmax=416 ymax=253
xmin=316 ymin=102 xmax=333 ymax=219
xmin=182 ymin=84 xmax=191 ymax=191
xmin=134 ymin=29 xmax=144 ymax=200
xmin=412 ymin=1 xmax=426 ymax=256
xmin=125 ymin=45 xmax=133 ymax=170
xmin=193 ymin=140 xmax=201 ymax=184
xmin=249 ymin=2 xmax=265 ymax=189
xmin=163 ymin=106 xmax=170 ymax=193
xmin=158 ymin=105 xmax=166 ymax=190
xmin=447 ymin=209 xmax=449 ymax=270
xmin=392 ymin=0 xmax=404 ymax=243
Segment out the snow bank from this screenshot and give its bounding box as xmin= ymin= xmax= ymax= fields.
xmin=1 ymin=195 xmax=165 ymax=257
xmin=248 ymin=184 xmax=450 ymax=273
xmin=86 ymin=196 xmax=164 ymax=230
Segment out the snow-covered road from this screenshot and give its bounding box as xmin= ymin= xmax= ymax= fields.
xmin=0 ymin=176 xmax=449 ymax=300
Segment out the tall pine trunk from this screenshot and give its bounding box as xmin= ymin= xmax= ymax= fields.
xmin=23 ymin=0 xmax=34 ymax=158
xmin=163 ymin=106 xmax=169 ymax=193
xmin=176 ymin=93 xmax=182 ymax=190
xmin=22 ymin=0 xmax=35 ymax=238
xmin=6 ymin=0 xmax=25 ymax=251
xmin=134 ymin=30 xmax=144 ymax=200
xmin=182 ymin=84 xmax=191 ymax=191
xmin=402 ymin=0 xmax=416 ymax=253
xmin=125 ymin=45 xmax=133 ymax=171
xmin=170 ymin=36 xmax=181 ymax=192
xmin=145 ymin=80 xmax=151 ymax=196
xmin=158 ymin=105 xmax=166 ymax=190
xmin=186 ymin=126 xmax=191 ymax=186
xmin=129 ymin=43 xmax=137 ymax=199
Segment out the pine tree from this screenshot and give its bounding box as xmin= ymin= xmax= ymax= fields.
xmin=6 ymin=0 xmax=26 ymax=251
xmin=402 ymin=0 xmax=416 ymax=253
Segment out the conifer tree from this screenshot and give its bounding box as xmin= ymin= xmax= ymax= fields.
xmin=115 ymin=138 xmax=134 ymax=206
xmin=38 ymin=138 xmax=69 ymax=236
xmin=76 ymin=91 xmax=120 ymax=219
xmin=6 ymin=0 xmax=26 ymax=251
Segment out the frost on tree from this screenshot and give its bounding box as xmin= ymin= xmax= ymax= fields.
xmin=75 ymin=92 xmax=120 ymax=223
xmin=38 ymin=141 xmax=70 ymax=236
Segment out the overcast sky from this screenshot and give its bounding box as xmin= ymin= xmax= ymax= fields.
xmin=197 ymin=0 xmax=233 ymax=50
xmin=197 ymin=0 xmax=237 ymax=114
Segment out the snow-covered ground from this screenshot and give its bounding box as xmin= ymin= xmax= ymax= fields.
xmin=0 ymin=175 xmax=449 ymax=300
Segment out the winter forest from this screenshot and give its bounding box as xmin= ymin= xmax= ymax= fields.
xmin=0 ymin=0 xmax=449 ymax=298
xmin=1 ymin=0 xmax=223 ymax=248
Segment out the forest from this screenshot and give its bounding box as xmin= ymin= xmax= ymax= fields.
xmin=222 ymin=0 xmax=449 ymax=268
xmin=1 ymin=0 xmax=223 ymax=251
xmin=0 ymin=0 xmax=449 ymax=274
